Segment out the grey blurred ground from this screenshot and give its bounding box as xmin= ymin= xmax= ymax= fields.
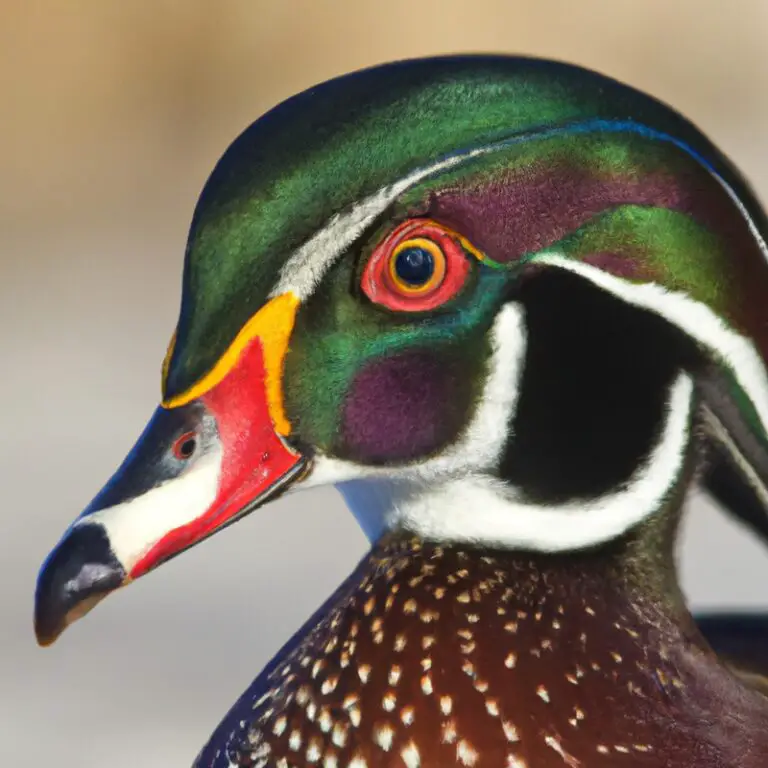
xmin=3 ymin=2 xmax=768 ymax=765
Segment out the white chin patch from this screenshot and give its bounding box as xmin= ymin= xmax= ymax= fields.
xmin=74 ymin=447 xmax=223 ymax=572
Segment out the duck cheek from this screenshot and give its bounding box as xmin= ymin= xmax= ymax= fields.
xmin=339 ymin=348 xmax=474 ymax=464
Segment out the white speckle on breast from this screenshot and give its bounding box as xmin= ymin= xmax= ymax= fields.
xmin=374 ymin=722 xmax=395 ymax=751
xmin=401 ymin=741 xmax=421 ymax=768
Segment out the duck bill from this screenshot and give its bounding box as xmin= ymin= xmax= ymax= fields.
xmin=35 ymin=293 xmax=307 ymax=646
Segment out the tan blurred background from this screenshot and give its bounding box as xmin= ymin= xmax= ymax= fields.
xmin=4 ymin=1 xmax=768 ymax=765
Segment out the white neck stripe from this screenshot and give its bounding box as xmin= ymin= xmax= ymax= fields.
xmin=536 ymin=254 xmax=768 ymax=442
xmin=387 ymin=372 xmax=694 ymax=551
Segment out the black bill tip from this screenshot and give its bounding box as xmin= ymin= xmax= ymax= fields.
xmin=35 ymin=523 xmax=126 ymax=646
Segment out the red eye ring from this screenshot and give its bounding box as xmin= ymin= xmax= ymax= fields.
xmin=172 ymin=430 xmax=198 ymax=461
xmin=362 ymin=219 xmax=478 ymax=312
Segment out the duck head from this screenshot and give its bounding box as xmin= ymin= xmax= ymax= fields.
xmin=35 ymin=55 xmax=768 ymax=645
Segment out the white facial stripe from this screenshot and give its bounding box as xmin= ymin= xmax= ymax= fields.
xmin=711 ymin=171 xmax=768 ymax=261
xmin=535 ymin=253 xmax=768 ymax=441
xmin=75 ymin=448 xmax=223 ymax=571
xmin=388 ymin=372 xmax=694 ymax=550
xmin=269 ymin=148 xmax=491 ymax=301
xmin=306 ymin=304 xmax=526 ymax=538
xmin=270 ymin=119 xmax=768 ymax=306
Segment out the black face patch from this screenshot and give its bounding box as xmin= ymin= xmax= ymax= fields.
xmin=501 ymin=269 xmax=697 ymax=503
xmin=82 ymin=402 xmax=218 ymax=513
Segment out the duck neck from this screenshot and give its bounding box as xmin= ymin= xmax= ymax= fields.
xmin=338 ymin=404 xmax=703 ymax=646
xmin=362 ymin=495 xmax=706 ymax=670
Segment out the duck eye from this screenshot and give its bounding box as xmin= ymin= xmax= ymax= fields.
xmin=392 ymin=242 xmax=439 ymax=289
xmin=172 ymin=431 xmax=197 ymax=460
xmin=362 ymin=219 xmax=476 ymax=312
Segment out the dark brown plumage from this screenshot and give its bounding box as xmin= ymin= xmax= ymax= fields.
xmin=219 ymin=525 xmax=768 ymax=768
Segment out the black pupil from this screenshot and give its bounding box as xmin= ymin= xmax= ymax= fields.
xmin=177 ymin=437 xmax=196 ymax=459
xmin=394 ymin=246 xmax=434 ymax=286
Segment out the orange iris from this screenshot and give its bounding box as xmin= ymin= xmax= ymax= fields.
xmin=386 ymin=237 xmax=447 ymax=295
xmin=362 ymin=219 xmax=479 ymax=313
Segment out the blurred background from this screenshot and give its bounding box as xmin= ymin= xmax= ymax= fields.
xmin=4 ymin=1 xmax=768 ymax=764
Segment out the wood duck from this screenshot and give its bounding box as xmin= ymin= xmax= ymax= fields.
xmin=35 ymin=55 xmax=768 ymax=767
